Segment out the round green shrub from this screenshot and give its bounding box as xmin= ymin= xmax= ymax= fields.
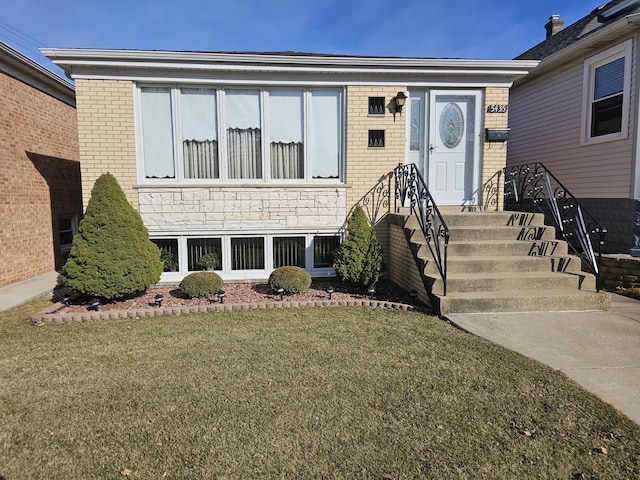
xmin=268 ymin=266 xmax=312 ymax=294
xmin=179 ymin=271 xmax=224 ymax=298
xmin=60 ymin=173 xmax=163 ymax=300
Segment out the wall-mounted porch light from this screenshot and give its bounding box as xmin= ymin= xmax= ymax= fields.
xmin=393 ymin=92 xmax=407 ymax=115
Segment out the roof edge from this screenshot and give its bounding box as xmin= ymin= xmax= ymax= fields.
xmin=1 ymin=42 xmax=75 ymax=107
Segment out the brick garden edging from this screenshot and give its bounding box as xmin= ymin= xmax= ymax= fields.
xmin=30 ymin=299 xmax=419 ymax=325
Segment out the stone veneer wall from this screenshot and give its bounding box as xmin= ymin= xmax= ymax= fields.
xmin=600 ymin=254 xmax=640 ymax=290
xmin=75 ymin=79 xmax=138 ymax=209
xmin=139 ymin=186 xmax=347 ymax=232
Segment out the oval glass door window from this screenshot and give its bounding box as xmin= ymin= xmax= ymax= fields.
xmin=439 ymin=102 xmax=464 ymax=149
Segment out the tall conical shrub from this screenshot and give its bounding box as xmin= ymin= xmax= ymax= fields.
xmin=60 ymin=173 xmax=163 ymax=299
xmin=334 ymin=205 xmax=383 ymax=288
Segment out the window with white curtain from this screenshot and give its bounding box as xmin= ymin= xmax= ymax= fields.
xmin=310 ymin=90 xmax=340 ymax=179
xmin=582 ymin=40 xmax=631 ymax=144
xmin=181 ymin=88 xmax=219 ymax=179
xmin=226 ymin=90 xmax=262 ymax=179
xmin=138 ymin=86 xmax=342 ymax=182
xmin=269 ymin=90 xmax=304 ymax=179
xmin=140 ymin=87 xmax=175 ymax=179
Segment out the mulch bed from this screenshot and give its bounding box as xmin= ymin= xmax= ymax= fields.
xmin=55 ymin=280 xmax=420 ymax=313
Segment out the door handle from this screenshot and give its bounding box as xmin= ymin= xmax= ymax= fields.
xmin=429 ymin=144 xmax=436 ymax=152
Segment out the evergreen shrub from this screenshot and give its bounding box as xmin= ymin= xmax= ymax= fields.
xmin=333 ymin=205 xmax=383 ymax=288
xmin=60 ymin=173 xmax=163 ymax=300
xmin=268 ymin=266 xmax=312 ymax=294
xmin=179 ymin=272 xmax=224 ymax=298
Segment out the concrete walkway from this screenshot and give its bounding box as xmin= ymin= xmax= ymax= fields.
xmin=2 ymin=271 xmax=639 ymax=425
xmin=0 ymin=270 xmax=59 ymax=313
xmin=446 ymin=294 xmax=640 ymax=425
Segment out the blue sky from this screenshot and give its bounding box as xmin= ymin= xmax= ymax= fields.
xmin=1 ymin=0 xmax=605 ymax=79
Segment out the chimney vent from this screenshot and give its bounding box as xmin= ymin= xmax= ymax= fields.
xmin=545 ymin=14 xmax=564 ymax=39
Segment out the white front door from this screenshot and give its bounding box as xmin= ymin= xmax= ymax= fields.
xmin=406 ymin=90 xmax=481 ymax=206
xmin=428 ymin=91 xmax=481 ymax=205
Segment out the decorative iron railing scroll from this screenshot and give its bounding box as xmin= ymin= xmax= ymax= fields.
xmin=394 ymin=163 xmax=450 ymax=295
xmin=503 ymin=162 xmax=607 ymax=290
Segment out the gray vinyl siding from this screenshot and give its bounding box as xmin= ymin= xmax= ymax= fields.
xmin=508 ymin=39 xmax=636 ymax=199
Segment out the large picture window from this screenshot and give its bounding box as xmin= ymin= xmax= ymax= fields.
xmin=582 ymin=40 xmax=631 ymax=144
xmin=138 ymin=86 xmax=342 ymax=183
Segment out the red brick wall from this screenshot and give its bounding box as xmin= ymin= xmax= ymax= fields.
xmin=0 ymin=72 xmax=80 ymax=288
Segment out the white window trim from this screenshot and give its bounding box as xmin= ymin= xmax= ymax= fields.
xmin=135 ymin=85 xmax=345 ymax=185
xmin=580 ymin=39 xmax=632 ymax=146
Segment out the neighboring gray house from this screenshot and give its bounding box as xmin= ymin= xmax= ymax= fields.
xmin=508 ymin=0 xmax=640 ymax=254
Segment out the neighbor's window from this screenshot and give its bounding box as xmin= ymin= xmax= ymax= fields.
xmin=582 ymin=40 xmax=631 ymax=144
xmin=59 ymin=216 xmax=78 ymax=253
xmin=138 ymin=86 xmax=342 ymax=182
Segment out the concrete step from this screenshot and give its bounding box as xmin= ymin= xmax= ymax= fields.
xmin=439 ymin=255 xmax=584 ymax=275
xmin=441 ymin=211 xmax=546 ymax=227
xmin=445 ymin=239 xmax=569 ymax=257
xmin=437 ymin=289 xmax=609 ymax=314
xmin=436 ymin=271 xmax=584 ymax=294
xmin=446 ymin=225 xmax=556 ymax=242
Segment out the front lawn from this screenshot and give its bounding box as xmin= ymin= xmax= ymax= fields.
xmin=1 ymin=299 xmax=639 ymax=478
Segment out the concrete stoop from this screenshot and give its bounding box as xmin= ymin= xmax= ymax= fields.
xmin=400 ymin=210 xmax=610 ymax=315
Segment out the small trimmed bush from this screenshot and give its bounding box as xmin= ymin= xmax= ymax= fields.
xmin=268 ymin=266 xmax=312 ymax=294
xmin=334 ymin=205 xmax=383 ymax=288
xmin=179 ymin=272 xmax=224 ymax=298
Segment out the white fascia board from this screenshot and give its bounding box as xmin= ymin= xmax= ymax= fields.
xmin=41 ymin=48 xmax=537 ymax=84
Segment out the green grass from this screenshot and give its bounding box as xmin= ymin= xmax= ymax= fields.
xmin=1 ymin=299 xmax=640 ymax=479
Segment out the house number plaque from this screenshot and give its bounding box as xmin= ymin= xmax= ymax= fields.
xmin=487 ymin=104 xmax=508 ymax=113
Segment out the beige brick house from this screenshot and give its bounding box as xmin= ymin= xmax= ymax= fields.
xmin=0 ymin=42 xmax=80 ymax=288
xmin=43 ymin=48 xmax=536 ymax=285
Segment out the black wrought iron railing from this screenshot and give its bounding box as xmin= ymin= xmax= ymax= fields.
xmin=394 ymin=163 xmax=450 ymax=295
xmin=503 ymin=162 xmax=607 ymax=290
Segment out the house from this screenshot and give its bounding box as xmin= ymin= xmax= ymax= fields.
xmin=42 ymin=48 xmax=537 ymax=289
xmin=507 ymin=0 xmax=640 ymax=255
xmin=0 ymin=42 xmax=81 ymax=289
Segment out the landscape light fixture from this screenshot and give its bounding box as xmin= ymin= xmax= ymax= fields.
xmin=277 ymin=287 xmax=285 ymax=301
xmin=367 ymin=285 xmax=376 ymax=300
xmin=154 ymin=294 xmax=164 ymax=307
xmin=217 ymin=290 xmax=226 ymax=304
xmin=62 ymin=296 xmax=71 ymax=307
xmin=394 ymin=91 xmax=407 ymax=114
xmin=409 ymin=289 xmax=419 ymax=306
xmin=326 ymin=285 xmax=334 ymax=300
xmin=89 ymin=297 xmax=100 ymax=311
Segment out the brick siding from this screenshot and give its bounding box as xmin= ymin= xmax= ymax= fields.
xmin=0 ymin=71 xmax=79 ymax=288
